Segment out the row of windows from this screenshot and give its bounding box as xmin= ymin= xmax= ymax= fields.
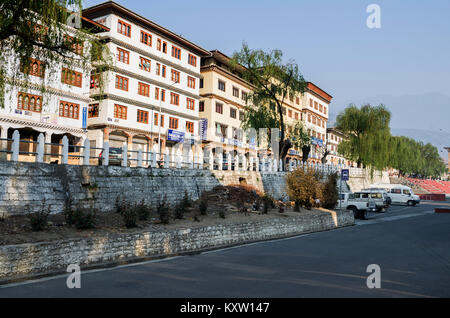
xmin=112 ymin=104 xmax=194 ymax=132
xmin=20 ymin=59 xmax=45 ymax=78
xmin=117 ymin=47 xmax=197 ymax=89
xmin=306 ymin=112 xmax=326 ymax=128
xmin=61 ymin=68 xmax=83 ymax=88
xmin=17 ymin=92 xmax=79 ymax=120
xmin=19 ymin=59 xmax=83 ymax=88
xmin=114 ymin=75 xmax=196 ymax=110
xmin=214 ymin=102 xmax=244 ymax=120
xmin=59 ymin=101 xmax=80 ymax=119
xmin=329 ymin=134 xmax=343 ymax=143
xmin=309 ymin=98 xmax=327 ymax=115
xmin=309 ymin=130 xmax=326 ymax=141
xmin=217 ymin=79 xmax=249 ymax=101
xmin=117 ymin=19 xmax=197 ymax=67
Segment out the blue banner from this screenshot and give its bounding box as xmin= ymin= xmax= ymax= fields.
xmin=82 ymin=107 xmax=87 ymax=129
xmin=167 ymin=129 xmax=185 ymax=143
xmin=199 ymin=119 xmax=208 ymax=140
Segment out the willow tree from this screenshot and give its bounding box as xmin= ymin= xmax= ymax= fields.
xmin=336 ymin=104 xmax=391 ymax=169
xmin=231 ymin=43 xmax=308 ymax=164
xmin=0 ymin=0 xmax=110 ymax=109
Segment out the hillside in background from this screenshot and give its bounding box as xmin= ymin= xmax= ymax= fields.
xmin=329 ymin=92 xmax=450 ymax=162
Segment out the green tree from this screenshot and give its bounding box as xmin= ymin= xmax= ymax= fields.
xmin=0 ymin=0 xmax=110 ymax=108
xmin=232 ymin=43 xmax=308 ymax=165
xmin=287 ymin=122 xmax=311 ymax=163
xmin=336 ymin=104 xmax=391 ymax=169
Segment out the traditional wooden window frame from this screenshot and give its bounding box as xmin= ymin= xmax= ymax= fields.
xmin=230 ymin=107 xmax=237 ymax=119
xmin=171 ymin=69 xmax=180 ymax=83
xmin=118 ymin=19 xmax=131 ymax=37
xmin=187 ymin=76 xmax=195 ymax=89
xmin=140 ymin=30 xmax=152 ymax=46
xmin=186 ymin=121 xmax=194 ymax=133
xmin=17 ymin=92 xmax=42 ymax=113
xmin=218 ymin=79 xmax=226 ymax=92
xmin=215 ymin=102 xmax=223 ymax=114
xmin=139 ymin=56 xmax=151 ymax=72
xmin=232 ymin=87 xmax=239 ymax=98
xmin=188 ymin=54 xmax=197 ymax=67
xmin=117 ymin=47 xmax=130 ymax=64
xmin=137 ymin=109 xmax=149 ymax=124
xmin=169 ymin=117 xmax=179 ymax=129
xmin=171 ymin=45 xmax=181 ymax=59
xmin=114 ymin=104 xmax=127 ymax=120
xmin=88 ymin=103 xmax=99 ymax=118
xmin=115 ymin=75 xmax=129 ymax=91
xmin=186 ymin=98 xmax=195 ymax=110
xmin=59 ymin=100 xmax=80 ymax=119
xmin=170 ymin=92 xmax=180 ymax=106
xmin=138 ymin=82 xmax=150 ymax=97
xmin=61 ymin=68 xmax=82 ymax=88
xmin=21 ymin=58 xmax=45 ymax=78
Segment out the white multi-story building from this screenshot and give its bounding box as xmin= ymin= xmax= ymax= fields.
xmin=301 ymin=82 xmax=332 ymax=163
xmin=326 ymin=127 xmax=352 ymax=166
xmin=82 ymin=1 xmax=211 ymax=163
xmin=0 ymin=16 xmax=108 ymax=164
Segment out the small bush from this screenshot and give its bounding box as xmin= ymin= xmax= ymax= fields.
xmin=181 ymin=191 xmax=192 ymax=209
xmin=322 ymin=172 xmax=339 ymax=209
xmin=199 ymin=198 xmax=208 ymax=216
xmin=137 ymin=199 xmax=152 ymax=221
xmin=72 ymin=209 xmax=97 ymax=229
xmin=262 ymin=195 xmax=272 ymax=214
xmin=286 ymin=168 xmax=321 ymax=210
xmin=122 ymin=205 xmax=138 ymax=228
xmin=115 ymin=196 xmax=127 ymax=215
xmin=174 ymin=203 xmax=185 ymax=220
xmin=28 ymin=206 xmax=51 ymax=231
xmin=157 ymin=196 xmax=170 ymax=224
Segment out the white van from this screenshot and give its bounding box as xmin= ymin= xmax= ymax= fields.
xmin=369 ymin=184 xmax=420 ymax=206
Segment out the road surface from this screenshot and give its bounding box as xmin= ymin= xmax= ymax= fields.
xmin=1 ymin=201 xmax=449 ymax=297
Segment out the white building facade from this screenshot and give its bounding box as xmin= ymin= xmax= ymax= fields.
xmin=0 ymin=17 xmax=107 ymax=164
xmin=83 ymin=2 xmax=211 ymax=164
xmin=301 ymin=82 xmax=332 ymax=163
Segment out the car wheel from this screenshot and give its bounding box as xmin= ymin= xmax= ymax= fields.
xmin=407 ymin=200 xmax=413 ymax=206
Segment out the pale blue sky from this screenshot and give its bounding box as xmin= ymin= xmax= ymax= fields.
xmin=82 ymin=0 xmax=450 ymax=116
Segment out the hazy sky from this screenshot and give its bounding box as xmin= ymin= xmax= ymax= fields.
xmin=82 ymin=0 xmax=450 ymax=113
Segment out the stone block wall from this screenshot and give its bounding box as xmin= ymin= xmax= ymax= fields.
xmin=0 ymin=162 xmax=290 ymax=216
xmin=0 ymin=210 xmax=354 ymax=281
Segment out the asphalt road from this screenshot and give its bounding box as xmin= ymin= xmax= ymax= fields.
xmin=1 ymin=201 xmax=449 ymax=298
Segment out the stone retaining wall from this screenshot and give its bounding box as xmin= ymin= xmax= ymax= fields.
xmin=0 ymin=161 xmax=288 ymax=216
xmin=0 ymin=209 xmax=354 ymax=281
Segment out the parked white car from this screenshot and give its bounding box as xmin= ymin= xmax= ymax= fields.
xmin=369 ymin=184 xmax=420 ymax=206
xmin=360 ymin=189 xmax=391 ymax=212
xmin=336 ymin=192 xmax=377 ymax=219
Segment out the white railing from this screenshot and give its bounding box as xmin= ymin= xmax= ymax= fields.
xmin=0 ymin=130 xmax=368 ymax=175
